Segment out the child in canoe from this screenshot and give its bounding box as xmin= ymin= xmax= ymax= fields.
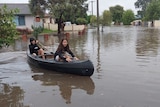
xmin=29 ymin=38 xmax=45 ymax=59
xmin=54 ymin=38 xmax=78 ymax=62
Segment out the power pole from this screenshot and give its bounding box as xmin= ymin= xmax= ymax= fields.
xmin=97 ymin=0 xmax=99 ymax=32
xmin=90 ymin=1 xmax=94 ymax=15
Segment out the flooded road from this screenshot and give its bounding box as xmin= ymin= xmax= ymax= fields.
xmin=1 ymin=26 xmax=160 ymax=107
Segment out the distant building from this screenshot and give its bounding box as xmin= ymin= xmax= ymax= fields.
xmin=43 ymin=14 xmax=55 ymax=24
xmin=0 ymin=3 xmax=34 ymax=30
xmin=131 ymin=20 xmax=142 ymax=26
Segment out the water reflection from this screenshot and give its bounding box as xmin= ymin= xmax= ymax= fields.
xmin=96 ymin=32 xmax=101 ymax=76
xmin=136 ymin=28 xmax=160 ymax=56
xmin=0 ymin=83 xmax=26 ymax=107
xmin=135 ymin=28 xmax=160 ymax=67
xmin=31 ymin=67 xmax=95 ymax=104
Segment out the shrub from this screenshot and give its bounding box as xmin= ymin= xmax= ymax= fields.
xmin=76 ymin=18 xmax=88 ymax=25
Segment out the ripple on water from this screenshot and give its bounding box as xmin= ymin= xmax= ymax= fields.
xmin=0 ymin=51 xmax=31 ymax=73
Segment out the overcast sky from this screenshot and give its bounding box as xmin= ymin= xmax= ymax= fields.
xmin=0 ymin=0 xmax=138 ymax=15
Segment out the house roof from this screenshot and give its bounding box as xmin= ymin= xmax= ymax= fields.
xmin=0 ymin=3 xmax=31 ymax=15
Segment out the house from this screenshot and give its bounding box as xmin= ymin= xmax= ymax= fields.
xmin=43 ymin=14 xmax=55 ymax=24
xmin=0 ymin=3 xmax=34 ymax=31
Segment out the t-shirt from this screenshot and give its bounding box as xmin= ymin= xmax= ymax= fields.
xmin=29 ymin=44 xmax=40 ymax=55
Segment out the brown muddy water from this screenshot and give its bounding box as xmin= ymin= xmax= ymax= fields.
xmin=0 ymin=26 xmax=160 ymax=107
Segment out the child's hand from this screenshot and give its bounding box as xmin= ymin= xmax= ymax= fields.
xmin=36 ymin=40 xmax=39 ymax=43
xmin=66 ymin=57 xmax=72 ymax=62
xmin=74 ymin=57 xmax=79 ymax=60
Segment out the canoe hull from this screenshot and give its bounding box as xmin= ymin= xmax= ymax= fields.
xmin=27 ymin=52 xmax=94 ymax=76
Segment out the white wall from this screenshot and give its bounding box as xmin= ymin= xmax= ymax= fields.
xmin=44 ymin=23 xmax=85 ymax=31
xmin=154 ymin=20 xmax=160 ymax=27
xmin=25 ymin=15 xmax=35 ymax=29
xmin=44 ymin=17 xmax=55 ymax=24
xmin=16 ymin=15 xmax=34 ymax=30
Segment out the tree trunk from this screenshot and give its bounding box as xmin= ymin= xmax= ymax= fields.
xmin=57 ymin=12 xmax=63 ymax=34
xmin=58 ymin=21 xmax=61 ymax=34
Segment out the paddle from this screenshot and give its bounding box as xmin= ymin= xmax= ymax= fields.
xmin=36 ymin=40 xmax=48 ymax=51
xmin=36 ymin=40 xmax=54 ymax=56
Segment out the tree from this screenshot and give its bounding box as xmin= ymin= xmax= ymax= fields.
xmin=29 ymin=0 xmax=88 ymax=34
xmin=109 ymin=5 xmax=124 ymax=25
xmin=134 ymin=0 xmax=152 ymax=18
xmin=90 ymin=15 xmax=97 ymax=27
xmin=122 ymin=10 xmax=135 ymax=25
xmin=0 ymin=5 xmax=19 ymax=48
xmin=47 ymin=0 xmax=88 ymax=34
xmin=145 ymin=0 xmax=160 ymax=21
xmin=101 ymin=10 xmax=112 ymax=26
xmin=86 ymin=15 xmax=92 ymax=24
xmin=62 ymin=0 xmax=88 ymax=23
xmin=28 ymin=0 xmax=47 ymax=17
xmin=48 ymin=0 xmax=67 ymax=34
xmin=76 ymin=18 xmax=88 ymax=25
xmin=99 ymin=10 xmax=112 ymax=32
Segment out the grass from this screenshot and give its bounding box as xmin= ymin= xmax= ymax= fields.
xmin=29 ymin=28 xmax=57 ymax=37
xmin=42 ymin=28 xmax=54 ymax=34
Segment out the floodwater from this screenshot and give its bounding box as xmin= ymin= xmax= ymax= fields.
xmin=0 ymin=26 xmax=160 ymax=107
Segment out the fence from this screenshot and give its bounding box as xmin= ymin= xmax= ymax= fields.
xmin=44 ymin=23 xmax=85 ymax=31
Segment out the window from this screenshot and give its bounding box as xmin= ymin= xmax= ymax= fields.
xmin=19 ymin=16 xmax=25 ymax=25
xmin=14 ymin=15 xmax=25 ymax=26
xmin=14 ymin=16 xmax=18 ymax=25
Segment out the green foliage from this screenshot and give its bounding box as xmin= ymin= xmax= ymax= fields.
xmin=29 ymin=0 xmax=88 ymax=34
xmin=29 ymin=0 xmax=86 ymax=34
xmin=100 ymin=10 xmax=112 ymax=26
xmin=76 ymin=18 xmax=87 ymax=25
xmin=28 ymin=0 xmax=47 ymax=17
xmin=0 ymin=5 xmax=19 ymax=48
xmin=122 ymin=10 xmax=135 ymax=25
xmin=145 ymin=0 xmax=160 ymax=21
xmin=109 ymin=5 xmax=124 ymax=25
xmin=86 ymin=15 xmax=92 ymax=24
xmin=90 ymin=15 xmax=97 ymax=26
xmin=134 ymin=0 xmax=152 ymax=18
xmin=42 ymin=28 xmax=53 ymax=34
xmin=31 ymin=26 xmax=44 ymax=39
xmin=47 ymin=0 xmax=88 ymax=23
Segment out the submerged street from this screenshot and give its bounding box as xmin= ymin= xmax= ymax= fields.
xmin=0 ymin=26 xmax=160 ymax=107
